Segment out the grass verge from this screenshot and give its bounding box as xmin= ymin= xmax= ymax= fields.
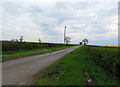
xmin=2 ymin=46 xmax=74 ymax=61
xmin=34 ymin=46 xmax=120 ymax=85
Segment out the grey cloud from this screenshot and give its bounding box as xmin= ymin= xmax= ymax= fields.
xmin=2 ymin=2 xmax=118 ymax=45
xmin=2 ymin=2 xmax=25 ymax=16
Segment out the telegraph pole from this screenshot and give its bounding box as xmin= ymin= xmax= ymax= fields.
xmin=64 ymin=26 xmax=66 ymax=46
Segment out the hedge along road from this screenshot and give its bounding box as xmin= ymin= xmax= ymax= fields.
xmin=2 ymin=46 xmax=79 ymax=85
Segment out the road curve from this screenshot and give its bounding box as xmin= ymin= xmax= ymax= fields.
xmin=3 ymin=46 xmax=79 ymax=85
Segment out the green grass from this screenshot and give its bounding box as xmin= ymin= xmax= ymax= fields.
xmin=2 ymin=46 xmax=74 ymax=61
xmin=34 ymin=46 xmax=119 ymax=85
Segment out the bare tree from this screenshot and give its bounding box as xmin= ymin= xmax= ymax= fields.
xmin=19 ymin=36 xmax=23 ymax=42
xmin=38 ymin=38 xmax=41 ymax=43
xmin=65 ymin=37 xmax=71 ymax=44
xmin=11 ymin=39 xmax=14 ymax=41
xmin=82 ymin=39 xmax=88 ymax=45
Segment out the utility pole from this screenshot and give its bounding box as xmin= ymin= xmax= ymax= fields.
xmin=64 ymin=26 xmax=66 ymax=46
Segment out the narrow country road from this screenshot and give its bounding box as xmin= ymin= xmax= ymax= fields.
xmin=2 ymin=46 xmax=79 ymax=85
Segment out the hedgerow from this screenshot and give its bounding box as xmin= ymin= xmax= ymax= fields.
xmin=2 ymin=41 xmax=77 ymax=51
xmin=84 ymin=45 xmax=120 ymax=79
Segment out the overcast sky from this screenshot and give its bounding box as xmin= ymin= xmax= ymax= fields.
xmin=1 ymin=2 xmax=118 ymax=45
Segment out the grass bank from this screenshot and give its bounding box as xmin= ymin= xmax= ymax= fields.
xmin=34 ymin=46 xmax=119 ymax=85
xmin=2 ymin=46 xmax=74 ymax=61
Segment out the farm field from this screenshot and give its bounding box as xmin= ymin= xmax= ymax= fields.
xmin=34 ymin=45 xmax=120 ymax=85
xmin=2 ymin=41 xmax=77 ymax=61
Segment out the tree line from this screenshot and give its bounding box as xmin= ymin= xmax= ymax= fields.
xmin=11 ymin=36 xmax=41 ymax=43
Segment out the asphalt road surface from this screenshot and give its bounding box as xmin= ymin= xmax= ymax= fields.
xmin=3 ymin=46 xmax=79 ymax=85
